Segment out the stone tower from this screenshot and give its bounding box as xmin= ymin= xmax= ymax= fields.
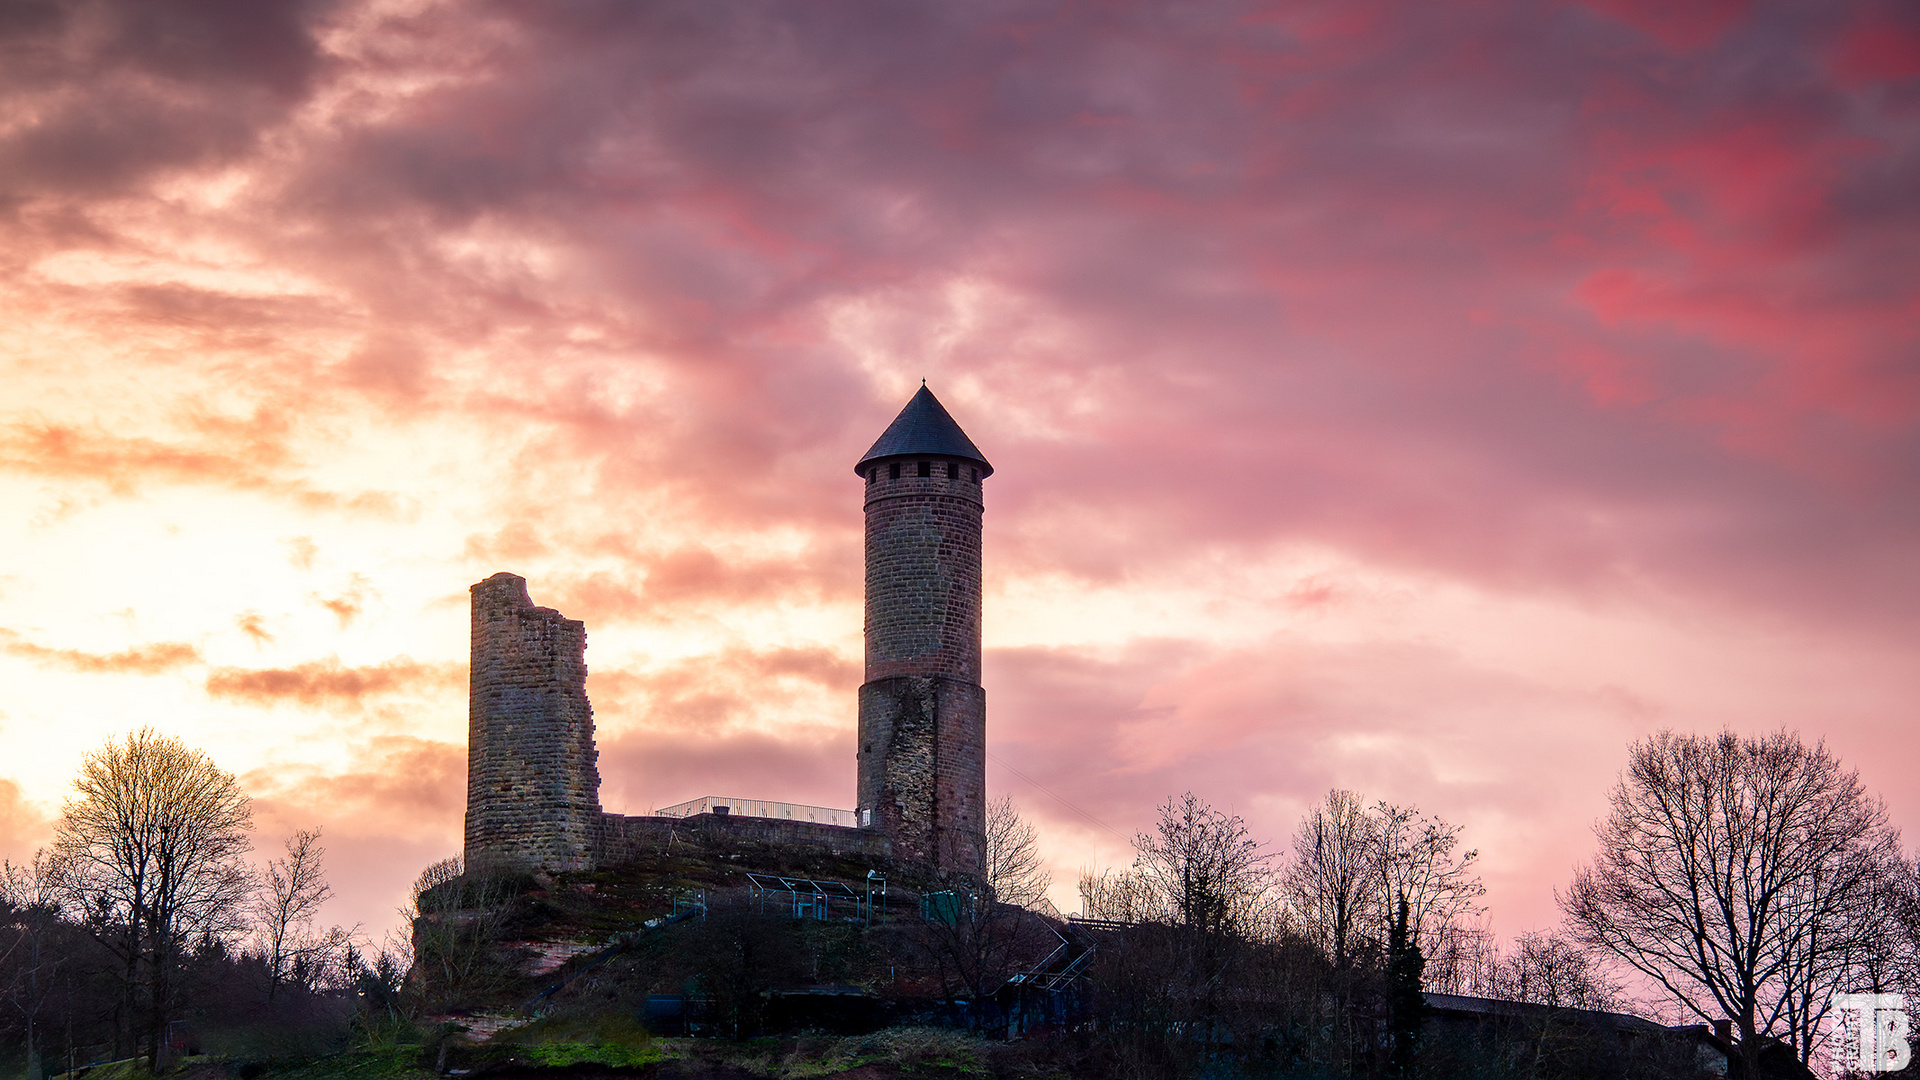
xmin=465 ymin=572 xmax=600 ymax=872
xmin=854 ymin=385 xmax=992 ymax=877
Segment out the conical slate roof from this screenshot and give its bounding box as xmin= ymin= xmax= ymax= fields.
xmin=856 ymin=384 xmax=993 ymax=477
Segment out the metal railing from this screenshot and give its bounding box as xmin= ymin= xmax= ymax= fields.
xmin=745 ymin=873 xmax=866 ymax=921
xmin=651 ymin=795 xmax=857 ymax=828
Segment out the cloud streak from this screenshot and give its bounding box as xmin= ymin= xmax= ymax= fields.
xmin=206 ymin=657 xmax=461 ymax=708
xmin=0 ymin=630 xmax=201 ymax=675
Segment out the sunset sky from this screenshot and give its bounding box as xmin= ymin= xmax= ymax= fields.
xmin=2 ymin=0 xmax=1918 ymax=949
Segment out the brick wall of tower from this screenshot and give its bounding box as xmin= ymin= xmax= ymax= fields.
xmin=861 ymin=462 xmax=984 ymax=682
xmin=856 ymin=457 xmax=986 ymax=878
xmin=466 ymin=573 xmax=601 ymax=872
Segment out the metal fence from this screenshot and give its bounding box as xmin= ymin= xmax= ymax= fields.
xmin=652 ymin=795 xmax=857 ymax=828
xmin=745 ymin=873 xmax=866 ymax=921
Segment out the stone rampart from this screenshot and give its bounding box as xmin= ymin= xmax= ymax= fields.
xmin=595 ymin=812 xmax=891 ymax=865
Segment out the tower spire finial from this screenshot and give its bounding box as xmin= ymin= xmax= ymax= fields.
xmin=854 ymin=383 xmax=993 ymax=478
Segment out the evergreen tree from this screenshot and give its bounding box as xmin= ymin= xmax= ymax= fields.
xmin=1387 ymin=897 xmax=1426 ymax=1075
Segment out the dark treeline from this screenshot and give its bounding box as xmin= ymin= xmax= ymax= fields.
xmin=0 ymin=893 xmax=392 ymax=1075
xmin=1028 ymin=792 xmax=1682 ymax=1078
xmin=0 ymin=730 xmax=399 ymax=1079
xmin=1050 ymin=791 xmax=1617 ymax=1078
xmin=7 ymin=727 xmax=1920 ymax=1080
xmin=1031 ymin=730 xmax=1920 ymax=1078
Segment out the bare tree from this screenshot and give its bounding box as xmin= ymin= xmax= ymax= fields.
xmin=910 ymin=888 xmax=1058 ymax=1023
xmin=1434 ymin=929 xmax=1632 ymax=1079
xmin=411 ymin=855 xmax=463 ymax=907
xmin=52 ymin=728 xmax=253 ymax=1071
xmin=1133 ymin=792 xmax=1273 ymax=942
xmin=1079 ymin=866 xmax=1156 ymax=924
xmin=1561 ymin=729 xmax=1901 ymax=1073
xmin=1423 ymin=918 xmax=1497 ymax=996
xmin=407 ymin=855 xmax=521 ymax=1011
xmin=1371 ymin=801 xmax=1485 ymax=975
xmin=1871 ymin=855 xmax=1920 ymax=1000
xmin=3 ymin=851 xmax=67 ymax=1080
xmin=983 ymin=797 xmax=1051 ymax=910
xmin=1489 ymin=930 xmax=1622 ymax=1011
xmin=908 ymin=802 xmax=1058 ymax=1019
xmin=1281 ymin=791 xmax=1484 ymax=975
xmin=255 ymin=829 xmax=350 ymax=1005
xmin=1283 ymin=789 xmax=1378 ymax=969
xmin=1131 ymin=793 xmax=1274 ymax=1059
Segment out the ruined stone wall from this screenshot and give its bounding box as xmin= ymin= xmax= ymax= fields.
xmin=466 ymin=573 xmax=600 ymax=872
xmin=856 ymin=456 xmax=987 ymax=877
xmin=595 ymin=812 xmax=891 ymax=865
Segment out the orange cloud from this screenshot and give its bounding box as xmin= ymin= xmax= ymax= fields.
xmin=0 ymin=421 xmax=402 ymax=515
xmin=0 ymin=418 xmax=291 ymax=496
xmin=286 ymin=536 xmax=319 ymax=571
xmin=205 ymin=657 xmax=461 ymax=708
xmin=312 ymin=574 xmax=374 ymax=628
xmin=236 ymin=611 xmax=275 ymax=646
xmin=599 ymin=728 xmax=847 ymax=818
xmin=246 ymin=736 xmax=465 ymax=828
xmin=0 ymin=630 xmax=202 ymax=674
xmin=0 ymin=777 xmax=54 ymax=862
xmin=485 ymin=541 xmax=861 ymax=629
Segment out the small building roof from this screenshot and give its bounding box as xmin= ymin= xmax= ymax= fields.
xmin=855 ymin=384 xmax=993 ymax=477
xmin=1422 ymin=992 xmax=1669 ymax=1034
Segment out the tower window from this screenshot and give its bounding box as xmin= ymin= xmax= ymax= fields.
xmin=889 ymin=462 xmax=900 ymax=479
xmin=947 ymin=462 xmax=958 ymax=479
xmin=918 ymin=461 xmax=931 ymax=477
xmin=971 ymin=468 xmax=978 ymax=482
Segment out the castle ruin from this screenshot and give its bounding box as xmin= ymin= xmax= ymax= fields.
xmin=463 ymin=385 xmax=993 ymax=879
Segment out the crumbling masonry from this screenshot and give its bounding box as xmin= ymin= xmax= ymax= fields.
xmin=464 ymin=385 xmax=993 ymax=879
xmin=465 ymin=574 xmax=600 ymax=872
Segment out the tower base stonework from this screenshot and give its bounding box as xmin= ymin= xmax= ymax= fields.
xmin=465 ymin=573 xmax=600 ymax=873
xmin=857 ymin=675 xmax=986 ymax=876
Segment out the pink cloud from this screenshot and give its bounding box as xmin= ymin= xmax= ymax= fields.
xmin=598 ymin=729 xmax=847 ymax=820
xmin=0 ymin=778 xmax=53 ymax=864
xmin=1829 ymin=2 xmax=1920 ymax=85
xmin=587 ymin=645 xmax=858 ymax=737
xmin=246 ymin=736 xmax=469 ymax=934
xmin=206 ymin=657 xmax=461 ymax=708
xmin=0 ymin=630 xmax=202 ymax=674
xmin=246 ymin=736 xmax=466 ymax=830
xmin=1576 ymin=0 xmax=1757 ymax=52
xmin=2 ymin=0 xmax=1916 ymax=949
